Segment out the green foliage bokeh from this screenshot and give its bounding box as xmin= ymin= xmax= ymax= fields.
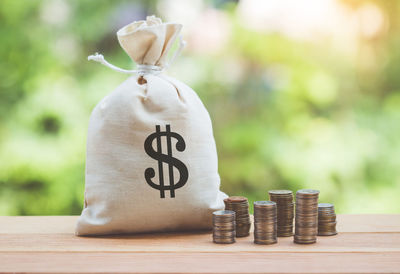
xmin=1 ymin=0 xmax=399 ymax=215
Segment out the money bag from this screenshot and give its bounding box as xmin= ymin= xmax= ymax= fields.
xmin=75 ymin=16 xmax=227 ymax=235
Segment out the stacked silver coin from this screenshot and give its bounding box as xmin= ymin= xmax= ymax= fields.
xmin=318 ymin=203 xmax=337 ymax=236
xmin=253 ymin=201 xmax=277 ymax=245
xmin=268 ymin=190 xmax=294 ymax=237
xmin=212 ymin=210 xmax=236 ymax=244
xmin=294 ymin=189 xmax=319 ymax=244
xmin=224 ymin=196 xmax=251 ymax=237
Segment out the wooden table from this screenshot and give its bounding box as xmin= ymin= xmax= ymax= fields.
xmin=0 ymin=215 xmax=399 ymax=273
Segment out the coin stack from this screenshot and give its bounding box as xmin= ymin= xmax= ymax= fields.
xmin=212 ymin=210 xmax=236 ymax=244
xmin=224 ymin=196 xmax=251 ymax=237
xmin=294 ymin=189 xmax=319 ymax=244
xmin=253 ymin=201 xmax=277 ymax=245
xmin=318 ymin=203 xmax=337 ymax=236
xmin=268 ymin=190 xmax=294 ymax=237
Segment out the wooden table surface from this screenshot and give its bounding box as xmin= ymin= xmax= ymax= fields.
xmin=0 ymin=214 xmax=399 ymax=273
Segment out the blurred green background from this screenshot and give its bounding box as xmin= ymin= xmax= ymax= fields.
xmin=1 ymin=0 xmax=399 ymax=215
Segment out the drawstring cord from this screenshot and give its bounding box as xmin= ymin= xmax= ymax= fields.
xmin=87 ymin=35 xmax=186 ymax=75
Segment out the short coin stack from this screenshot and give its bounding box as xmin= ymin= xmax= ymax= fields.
xmin=253 ymin=201 xmax=277 ymax=245
xmin=268 ymin=190 xmax=294 ymax=237
xmin=318 ymin=203 xmax=337 ymax=236
xmin=294 ymin=189 xmax=319 ymax=244
xmin=224 ymin=196 xmax=251 ymax=237
xmin=212 ymin=210 xmax=236 ymax=244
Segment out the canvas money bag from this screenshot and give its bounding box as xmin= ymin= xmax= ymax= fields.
xmin=75 ymin=16 xmax=227 ymax=236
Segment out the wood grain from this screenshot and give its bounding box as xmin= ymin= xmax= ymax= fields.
xmin=0 ymin=215 xmax=399 ymax=273
xmin=1 ymin=252 xmax=400 ymax=273
xmin=1 ymin=232 xmax=400 ymax=253
xmin=1 ymin=214 xmax=399 ymax=234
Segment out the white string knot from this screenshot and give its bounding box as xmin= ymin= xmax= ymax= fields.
xmin=88 ymin=35 xmax=186 ymax=76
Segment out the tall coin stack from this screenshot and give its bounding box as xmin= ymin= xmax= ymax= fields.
xmin=268 ymin=190 xmax=294 ymax=237
xmin=294 ymin=189 xmax=319 ymax=244
xmin=253 ymin=201 xmax=277 ymax=245
xmin=318 ymin=203 xmax=337 ymax=236
xmin=212 ymin=210 xmax=236 ymax=244
xmin=224 ymin=196 xmax=251 ymax=237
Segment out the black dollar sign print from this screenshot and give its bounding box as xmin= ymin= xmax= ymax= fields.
xmin=144 ymin=125 xmax=189 ymax=198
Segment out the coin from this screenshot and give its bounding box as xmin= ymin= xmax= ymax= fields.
xmin=253 ymin=201 xmax=277 ymax=245
xmin=294 ymin=189 xmax=319 ymax=244
xmin=268 ymin=190 xmax=294 ymax=237
xmin=212 ymin=210 xmax=236 ymax=244
xmin=297 ymin=189 xmax=320 ymax=196
xmin=318 ymin=203 xmax=337 ymax=236
xmin=224 ymin=196 xmax=251 ymax=237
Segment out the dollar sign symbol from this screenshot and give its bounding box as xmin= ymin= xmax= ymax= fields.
xmin=144 ymin=125 xmax=189 ymax=198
